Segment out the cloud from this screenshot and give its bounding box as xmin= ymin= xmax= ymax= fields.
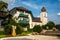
xmin=37 ymin=15 xmax=40 ymax=17
xmin=22 ymin=2 xmax=39 ymax=9
xmin=58 ymin=13 xmax=60 ymax=15
xmin=58 ymin=0 xmax=60 ymax=1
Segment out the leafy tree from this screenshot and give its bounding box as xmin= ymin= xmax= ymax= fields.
xmin=42 ymin=21 xmax=55 ymax=30
xmin=55 ymin=24 xmax=60 ymax=31
xmin=16 ymin=25 xmax=23 ymax=34
xmin=4 ymin=18 xmax=24 ymax=35
xmin=9 ymin=18 xmax=17 ymax=26
xmin=33 ymin=25 xmax=42 ymax=33
xmin=4 ymin=18 xmax=17 ymax=35
xmin=0 ymin=1 xmax=8 ymax=16
xmin=19 ymin=23 xmax=29 ymax=28
xmin=0 ymin=1 xmax=8 ymax=11
xmin=4 ymin=24 xmax=12 ymax=35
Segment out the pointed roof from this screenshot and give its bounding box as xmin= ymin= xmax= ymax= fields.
xmin=10 ymin=6 xmax=34 ymax=18
xmin=41 ymin=7 xmax=46 ymax=12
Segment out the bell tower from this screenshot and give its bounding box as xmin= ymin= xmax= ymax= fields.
xmin=40 ymin=7 xmax=48 ymax=25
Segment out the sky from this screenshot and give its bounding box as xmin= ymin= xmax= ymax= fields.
xmin=2 ymin=0 xmax=60 ymax=24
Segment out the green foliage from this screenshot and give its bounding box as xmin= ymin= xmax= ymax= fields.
xmin=4 ymin=24 xmax=12 ymax=35
xmin=9 ymin=19 xmax=17 ymax=25
xmin=22 ymin=31 xmax=31 ymax=35
xmin=0 ymin=31 xmax=4 ymax=35
xmin=0 ymin=35 xmax=6 ymax=38
xmin=33 ymin=25 xmax=42 ymax=33
xmin=42 ymin=25 xmax=46 ymax=29
xmin=27 ymin=24 xmax=30 ymax=30
xmin=0 ymin=1 xmax=8 ymax=16
xmin=47 ymin=21 xmax=55 ymax=27
xmin=0 ymin=1 xmax=8 ymax=11
xmin=19 ymin=23 xmax=29 ymax=28
xmin=55 ymin=24 xmax=60 ymax=30
xmin=42 ymin=21 xmax=55 ymax=30
xmin=16 ymin=25 xmax=23 ymax=34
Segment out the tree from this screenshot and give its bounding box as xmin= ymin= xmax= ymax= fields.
xmin=4 ymin=24 xmax=12 ymax=35
xmin=4 ymin=18 xmax=17 ymax=35
xmin=55 ymin=24 xmax=60 ymax=31
xmin=16 ymin=25 xmax=23 ymax=34
xmin=33 ymin=25 xmax=42 ymax=33
xmin=0 ymin=1 xmax=8 ymax=11
xmin=42 ymin=21 xmax=55 ymax=30
xmin=9 ymin=18 xmax=17 ymax=26
xmin=0 ymin=1 xmax=8 ymax=16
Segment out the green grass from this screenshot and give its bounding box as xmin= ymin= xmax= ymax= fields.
xmin=22 ymin=31 xmax=31 ymax=35
xmin=0 ymin=35 xmax=6 ymax=38
xmin=16 ymin=31 xmax=32 ymax=36
xmin=0 ymin=31 xmax=6 ymax=38
xmin=0 ymin=30 xmax=32 ymax=38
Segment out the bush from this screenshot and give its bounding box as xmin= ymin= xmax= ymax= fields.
xmin=16 ymin=25 xmax=23 ymax=34
xmin=33 ymin=25 xmax=42 ymax=33
xmin=42 ymin=25 xmax=46 ymax=29
xmin=0 ymin=31 xmax=4 ymax=35
xmin=27 ymin=24 xmax=30 ymax=30
xmin=9 ymin=19 xmax=17 ymax=25
xmin=42 ymin=25 xmax=52 ymax=30
xmin=55 ymin=24 xmax=60 ymax=31
xmin=42 ymin=21 xmax=55 ymax=30
xmin=4 ymin=24 xmax=12 ymax=35
xmin=42 ymin=25 xmax=54 ymax=30
xmin=27 ymin=24 xmax=32 ymax=32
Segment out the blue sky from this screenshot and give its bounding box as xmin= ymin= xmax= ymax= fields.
xmin=2 ymin=0 xmax=60 ymax=24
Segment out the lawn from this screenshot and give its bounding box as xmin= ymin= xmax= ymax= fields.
xmin=16 ymin=31 xmax=32 ymax=36
xmin=0 ymin=35 xmax=6 ymax=38
xmin=0 ymin=31 xmax=6 ymax=38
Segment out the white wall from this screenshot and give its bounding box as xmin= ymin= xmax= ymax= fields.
xmin=40 ymin=12 xmax=48 ymax=25
xmin=11 ymin=10 xmax=33 ymax=29
xmin=32 ymin=22 xmax=42 ymax=28
xmin=11 ymin=10 xmax=45 ymax=29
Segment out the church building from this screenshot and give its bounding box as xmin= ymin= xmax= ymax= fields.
xmin=9 ymin=6 xmax=48 ymax=29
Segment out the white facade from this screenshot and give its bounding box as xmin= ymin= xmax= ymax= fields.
xmin=11 ymin=7 xmax=48 ymax=29
xmin=40 ymin=12 xmax=48 ymax=25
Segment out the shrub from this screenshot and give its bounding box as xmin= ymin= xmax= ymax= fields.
xmin=33 ymin=25 xmax=42 ymax=33
xmin=42 ymin=21 xmax=55 ymax=30
xmin=55 ymin=24 xmax=60 ymax=31
xmin=4 ymin=24 xmax=12 ymax=35
xmin=47 ymin=21 xmax=55 ymax=29
xmin=42 ymin=25 xmax=46 ymax=29
xmin=16 ymin=25 xmax=23 ymax=34
xmin=27 ymin=24 xmax=30 ymax=30
xmin=27 ymin=24 xmax=32 ymax=32
xmin=0 ymin=31 xmax=4 ymax=35
xmin=42 ymin=25 xmax=54 ymax=30
xmin=9 ymin=19 xmax=17 ymax=25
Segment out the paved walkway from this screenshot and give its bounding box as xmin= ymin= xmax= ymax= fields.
xmin=0 ymin=35 xmax=60 ymax=40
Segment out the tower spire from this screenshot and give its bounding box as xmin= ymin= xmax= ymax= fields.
xmin=40 ymin=7 xmax=48 ymax=25
xmin=41 ymin=7 xmax=46 ymax=12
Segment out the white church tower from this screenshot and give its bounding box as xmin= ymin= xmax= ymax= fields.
xmin=40 ymin=7 xmax=48 ymax=25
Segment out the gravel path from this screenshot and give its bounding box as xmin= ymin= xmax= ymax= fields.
xmin=0 ymin=35 xmax=60 ymax=40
